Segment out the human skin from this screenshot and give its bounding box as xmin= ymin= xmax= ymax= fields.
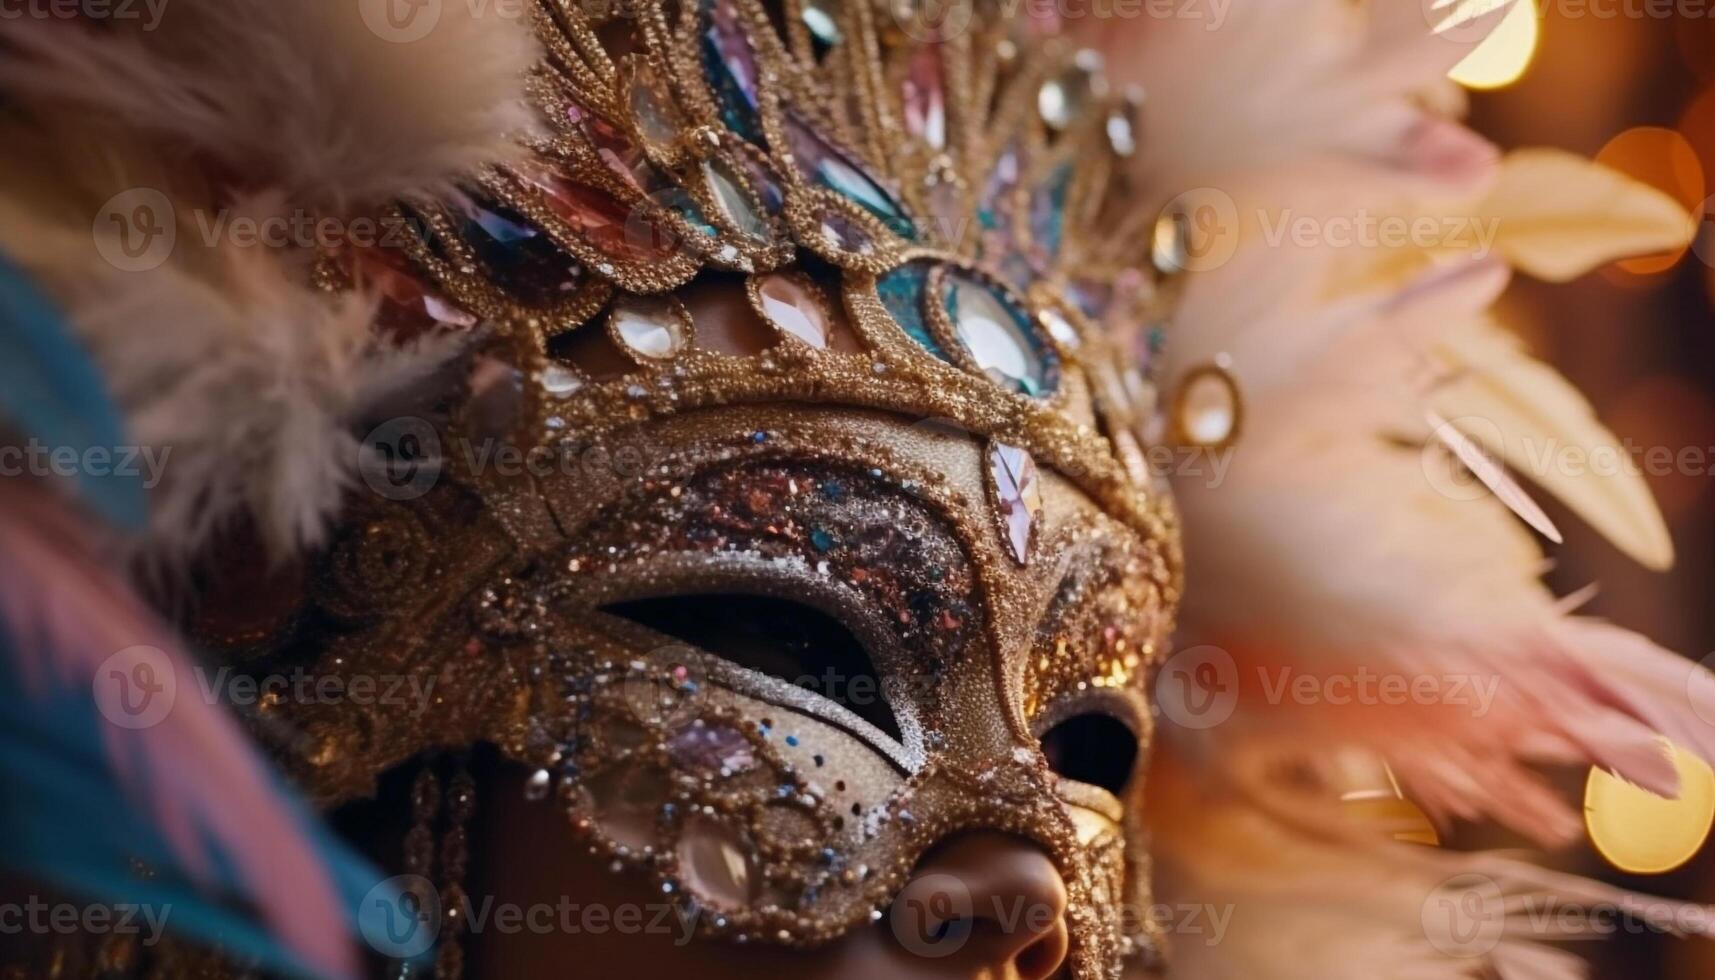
xmin=471 ymin=765 xmax=1074 ymax=980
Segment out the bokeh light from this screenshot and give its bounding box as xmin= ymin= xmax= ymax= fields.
xmin=1585 ymin=740 xmax=1715 ymax=875
xmin=1594 ymin=126 xmax=1704 ymax=277
xmin=1449 ymin=0 xmax=1539 ymax=90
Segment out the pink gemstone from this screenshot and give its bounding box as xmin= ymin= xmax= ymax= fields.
xmin=756 ymin=274 xmax=830 ymax=349
xmin=351 ymin=248 xmax=477 ymax=337
xmin=902 ymin=44 xmax=946 ymax=151
xmin=667 ymin=722 xmax=758 ymax=776
xmin=522 ymin=165 xmax=681 ymax=263
xmin=567 ymin=102 xmax=664 ymax=193
xmin=988 ymin=442 xmax=1041 ymax=564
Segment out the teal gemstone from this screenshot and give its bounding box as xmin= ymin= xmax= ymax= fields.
xmin=1030 ymin=163 xmax=1071 ymax=259
xmin=877 ymin=262 xmax=951 ymax=363
xmin=785 ymin=112 xmax=915 ymax=239
xmin=704 ymin=0 xmax=764 ymax=143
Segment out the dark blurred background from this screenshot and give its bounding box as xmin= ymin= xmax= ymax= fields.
xmin=1461 ymin=4 xmax=1715 ymax=975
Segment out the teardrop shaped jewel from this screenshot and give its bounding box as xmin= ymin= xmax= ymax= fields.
xmin=677 ymin=815 xmax=759 ymax=911
xmin=452 ymin=197 xmax=586 ymax=307
xmin=801 ymin=0 xmax=843 ymax=46
xmin=1174 ymin=366 xmax=1240 ymax=447
xmin=943 ymin=272 xmax=1053 ymax=396
xmin=627 ymin=58 xmax=685 ymax=147
xmin=567 ymin=101 xmax=667 ymax=194
xmin=877 ymin=261 xmax=951 ymax=362
xmin=988 ymin=442 xmax=1042 ymax=565
xmin=703 ymin=158 xmax=770 ymax=241
xmin=523 ymin=165 xmax=682 ymax=263
xmin=785 ymin=112 xmax=915 ymax=239
xmin=756 ymin=274 xmax=830 ymax=349
xmin=351 ymin=247 xmax=478 ymax=336
xmin=704 ymin=0 xmax=764 ymax=142
xmin=902 ymin=43 xmax=946 ymax=151
xmin=817 ymin=208 xmax=875 ymax=255
xmin=612 ymin=295 xmax=690 ymax=360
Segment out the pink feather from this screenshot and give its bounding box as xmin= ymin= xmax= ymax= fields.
xmin=0 ymin=481 xmax=358 ymax=979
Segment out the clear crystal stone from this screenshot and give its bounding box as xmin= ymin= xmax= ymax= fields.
xmin=540 ymin=363 xmax=584 ymax=398
xmin=1040 ymin=308 xmax=1080 ymax=348
xmin=627 ymin=58 xmax=684 ymax=147
xmin=756 ymin=274 xmax=830 ymax=349
xmin=1179 ymin=369 xmax=1238 ymax=445
xmin=944 ymin=273 xmax=1049 ymax=396
xmin=988 ymin=442 xmax=1042 ymax=564
xmin=703 ymin=158 xmax=769 ymax=241
xmin=678 ymin=816 xmax=757 ymax=911
xmin=612 ymin=296 xmax=689 ymax=360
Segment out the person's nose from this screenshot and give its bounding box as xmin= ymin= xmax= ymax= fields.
xmin=889 ymin=833 xmax=1071 ymax=979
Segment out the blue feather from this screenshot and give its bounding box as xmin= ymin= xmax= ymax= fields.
xmin=0 ymin=252 xmax=147 ymax=530
xmin=0 ymin=636 xmax=401 ymax=978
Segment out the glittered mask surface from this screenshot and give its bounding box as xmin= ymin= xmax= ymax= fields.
xmin=258 ymin=0 xmax=1191 ymax=976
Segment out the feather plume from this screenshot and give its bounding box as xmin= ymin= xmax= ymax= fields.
xmin=0 ymin=481 xmax=386 ymax=978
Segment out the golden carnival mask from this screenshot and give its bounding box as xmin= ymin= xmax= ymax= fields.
xmin=217 ymin=0 xmax=1193 ymax=976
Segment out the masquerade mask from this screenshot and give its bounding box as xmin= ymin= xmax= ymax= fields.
xmin=230 ymin=0 xmax=1195 ymax=975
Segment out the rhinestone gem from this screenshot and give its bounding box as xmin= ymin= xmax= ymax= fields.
xmin=818 ymin=209 xmax=874 ymax=254
xmin=541 ymin=363 xmax=584 ymax=398
xmin=703 ymin=158 xmax=770 ymax=240
xmin=1040 ymin=308 xmax=1080 ymax=348
xmin=677 ymin=816 xmax=758 ymax=911
xmin=989 ymin=442 xmax=1041 ymax=564
xmin=567 ymin=101 xmax=664 ymax=193
xmin=351 ymin=247 xmax=477 ymax=335
xmin=452 ymin=197 xmax=585 ymax=306
xmin=627 ymin=58 xmax=684 ymax=147
xmin=756 ymin=274 xmax=830 ymax=349
xmin=1177 ymin=368 xmax=1239 ymax=446
xmin=612 ymin=296 xmax=689 ymax=360
xmin=704 ymin=0 xmax=763 ymax=141
xmin=523 ymin=166 xmax=680 ymax=263
xmin=902 ymin=43 xmax=946 ymax=151
xmin=944 ymin=273 xmax=1052 ymax=396
xmin=667 ymin=721 xmax=758 ymax=775
xmin=877 ymin=261 xmax=951 ymax=362
xmin=786 ymin=112 xmax=914 ymax=238
xmin=802 ymin=0 xmax=843 ymax=45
